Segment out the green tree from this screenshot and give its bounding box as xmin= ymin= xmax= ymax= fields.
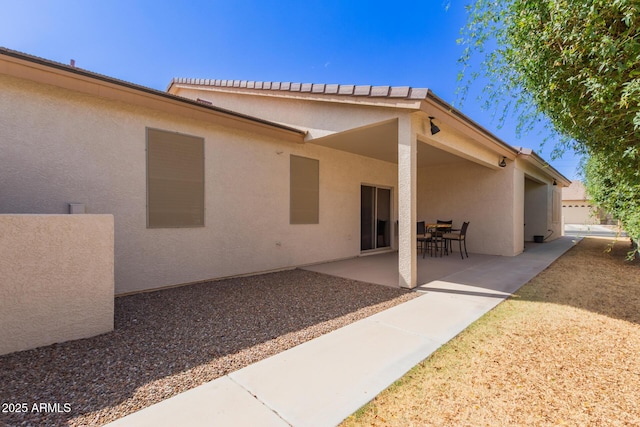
xmin=459 ymin=0 xmax=640 ymax=256
xmin=584 ymin=151 xmax=640 ymax=251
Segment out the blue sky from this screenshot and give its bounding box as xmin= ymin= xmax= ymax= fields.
xmin=1 ymin=0 xmax=581 ymax=179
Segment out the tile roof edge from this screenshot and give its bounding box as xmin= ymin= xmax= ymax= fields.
xmin=168 ymin=77 xmax=430 ymax=101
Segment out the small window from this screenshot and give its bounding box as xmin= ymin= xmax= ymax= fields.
xmin=147 ymin=128 xmax=204 ymax=228
xmin=290 ymin=155 xmax=319 ymax=224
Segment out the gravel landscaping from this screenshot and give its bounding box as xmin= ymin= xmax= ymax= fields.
xmin=0 ymin=269 xmax=417 ymax=427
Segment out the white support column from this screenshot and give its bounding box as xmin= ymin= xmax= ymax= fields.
xmin=397 ymin=116 xmax=417 ymax=288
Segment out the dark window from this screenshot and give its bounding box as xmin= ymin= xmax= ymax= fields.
xmin=290 ymin=155 xmax=319 ymax=224
xmin=147 ymin=128 xmax=204 ymax=228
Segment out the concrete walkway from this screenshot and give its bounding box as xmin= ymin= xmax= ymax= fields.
xmin=106 ymin=237 xmax=577 ymax=427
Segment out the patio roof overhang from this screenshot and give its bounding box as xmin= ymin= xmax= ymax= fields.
xmin=305 ymin=110 xmax=515 ymax=170
xmin=303 ymin=92 xmax=571 ymax=187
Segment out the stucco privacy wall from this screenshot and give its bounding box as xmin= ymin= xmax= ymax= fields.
xmin=0 ymin=215 xmax=114 ymax=355
xmin=0 ymin=75 xmax=398 ymax=294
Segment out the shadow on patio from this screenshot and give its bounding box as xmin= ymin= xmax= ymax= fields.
xmin=302 ymin=249 xmax=501 ymax=289
xmin=303 ymin=238 xmax=579 ymax=302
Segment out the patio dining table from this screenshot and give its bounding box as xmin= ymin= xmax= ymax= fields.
xmin=426 ymin=223 xmax=452 ymax=257
xmin=426 ymin=223 xmax=452 ymax=230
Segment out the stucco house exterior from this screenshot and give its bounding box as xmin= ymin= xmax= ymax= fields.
xmin=0 ymin=48 xmax=570 ymax=295
xmin=562 ymin=180 xmax=613 ymax=225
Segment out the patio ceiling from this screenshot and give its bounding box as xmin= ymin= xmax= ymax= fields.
xmin=307 ymin=119 xmax=468 ymax=167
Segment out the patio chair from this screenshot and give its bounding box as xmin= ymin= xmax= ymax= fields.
xmin=434 ymin=219 xmax=453 ymax=256
xmin=416 ymin=221 xmax=433 ymax=258
xmin=442 ymin=221 xmax=469 ymax=259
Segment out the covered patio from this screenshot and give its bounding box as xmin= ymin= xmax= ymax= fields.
xmin=302 ymin=237 xmax=575 ymax=295
xmin=308 ymin=105 xmax=520 ymax=289
xmin=302 ymin=250 xmax=500 ymax=289
xmin=168 ymin=78 xmax=569 ymax=290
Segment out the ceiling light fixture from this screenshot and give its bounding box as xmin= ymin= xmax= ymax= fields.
xmin=499 ymin=156 xmax=507 ymax=168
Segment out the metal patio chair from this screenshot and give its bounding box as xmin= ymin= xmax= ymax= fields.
xmin=442 ymin=221 xmax=469 ymax=259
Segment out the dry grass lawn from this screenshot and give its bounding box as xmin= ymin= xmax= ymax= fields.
xmin=342 ymin=237 xmax=640 ymax=426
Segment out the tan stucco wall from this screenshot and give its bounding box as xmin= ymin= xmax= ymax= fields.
xmin=512 ymin=168 xmax=526 ymax=253
xmin=562 ymin=183 xmax=607 ymax=225
xmin=517 ymin=159 xmax=563 ymax=242
xmin=174 ymin=85 xmax=537 ymax=260
xmin=563 ymin=204 xmax=598 ymax=224
xmin=0 ymin=215 xmax=114 ymax=355
xmin=173 ymin=86 xmax=403 ymax=138
xmin=176 ymin=85 xmax=568 ymax=257
xmin=417 ymin=156 xmax=518 ymax=256
xmin=0 ymin=75 xmax=398 ymax=294
xmin=524 ymin=178 xmax=548 ymax=240
xmin=550 ymin=185 xmax=563 ymax=239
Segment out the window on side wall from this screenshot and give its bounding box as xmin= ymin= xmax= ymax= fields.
xmin=290 ymin=155 xmax=319 ymax=224
xmin=146 ymin=128 xmax=204 ymax=228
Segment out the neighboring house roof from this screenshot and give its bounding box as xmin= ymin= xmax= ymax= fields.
xmin=563 ymin=181 xmax=589 ymax=201
xmin=0 ymin=47 xmax=306 ymax=142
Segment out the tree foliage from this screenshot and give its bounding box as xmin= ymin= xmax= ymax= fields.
xmin=585 ymin=151 xmax=640 ymax=249
xmin=459 ymin=0 xmax=640 ymax=255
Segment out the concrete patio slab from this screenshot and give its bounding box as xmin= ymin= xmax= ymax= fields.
xmin=105 ymin=237 xmax=577 ymax=427
xmin=302 ymin=250 xmax=500 ymax=288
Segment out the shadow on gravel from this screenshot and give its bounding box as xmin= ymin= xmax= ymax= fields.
xmin=0 ymin=269 xmax=413 ymax=427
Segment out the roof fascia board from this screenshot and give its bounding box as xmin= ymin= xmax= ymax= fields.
xmin=517 ymin=148 xmax=572 ymax=186
xmin=0 ymin=48 xmax=305 ymax=143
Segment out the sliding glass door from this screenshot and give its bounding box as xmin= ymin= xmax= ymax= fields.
xmin=361 ymin=185 xmax=391 ymax=251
